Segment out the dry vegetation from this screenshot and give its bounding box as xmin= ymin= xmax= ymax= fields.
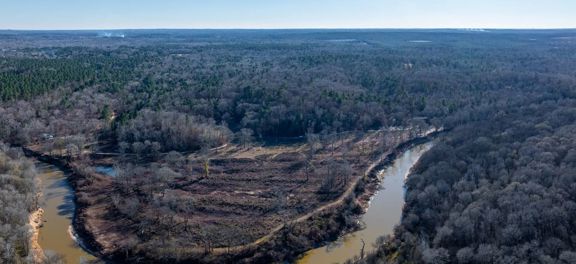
xmin=21 ymin=126 xmax=420 ymax=259
xmin=0 ymin=143 xmax=40 ymax=264
xmin=62 ymin=129 xmax=420 ymax=259
xmin=4 ymin=29 xmax=576 ymax=263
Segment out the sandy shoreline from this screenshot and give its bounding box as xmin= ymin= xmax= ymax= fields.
xmin=29 ymin=207 xmax=45 ymax=263
xmin=29 ymin=171 xmax=45 ymax=264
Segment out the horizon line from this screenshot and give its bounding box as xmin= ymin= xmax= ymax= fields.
xmin=1 ymin=27 xmax=576 ymax=32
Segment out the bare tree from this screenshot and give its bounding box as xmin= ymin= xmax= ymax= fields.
xmin=237 ymin=128 xmax=254 ymax=149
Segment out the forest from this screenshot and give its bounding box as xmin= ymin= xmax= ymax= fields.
xmin=0 ymin=143 xmax=39 ymax=263
xmin=0 ymin=29 xmax=576 ymax=263
xmin=367 ymin=101 xmax=576 ymax=263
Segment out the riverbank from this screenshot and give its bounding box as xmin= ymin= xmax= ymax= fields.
xmin=241 ymin=131 xmax=442 ymax=263
xmin=29 ymin=207 xmax=45 ymax=263
xmin=28 ymin=170 xmax=46 ymax=263
xmin=356 ymin=130 xmax=442 ymax=212
xmin=23 ymin=151 xmax=101 ymax=263
xmin=22 ymin=128 xmax=443 ymax=263
xmin=292 ymin=131 xmax=442 ymax=263
xmin=298 ymin=143 xmax=434 ymax=263
xmin=123 ymin=129 xmax=443 ymax=263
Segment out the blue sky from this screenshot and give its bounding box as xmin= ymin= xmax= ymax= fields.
xmin=1 ymin=0 xmax=575 ymax=29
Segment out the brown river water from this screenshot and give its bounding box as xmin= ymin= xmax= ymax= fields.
xmin=298 ymin=143 xmax=433 ymax=264
xmin=36 ymin=162 xmax=96 ymax=264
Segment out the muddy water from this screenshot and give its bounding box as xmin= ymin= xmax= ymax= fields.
xmin=298 ymin=143 xmax=433 ymax=264
xmin=36 ymin=163 xmax=96 ymax=264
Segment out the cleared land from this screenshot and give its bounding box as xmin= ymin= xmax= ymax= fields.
xmin=26 ymin=128 xmax=423 ymax=261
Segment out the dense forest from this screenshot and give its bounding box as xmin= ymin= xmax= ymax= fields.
xmin=367 ymin=102 xmax=576 ymax=263
xmin=0 ymin=143 xmax=38 ymax=263
xmin=2 ymin=30 xmax=575 ymax=145
xmin=1 ymin=29 xmax=576 ymax=263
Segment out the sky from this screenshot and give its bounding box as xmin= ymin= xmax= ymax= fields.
xmin=1 ymin=0 xmax=575 ymax=30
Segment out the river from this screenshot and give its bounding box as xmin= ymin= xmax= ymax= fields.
xmin=36 ymin=162 xmax=96 ymax=264
xmin=298 ymin=142 xmax=433 ymax=264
